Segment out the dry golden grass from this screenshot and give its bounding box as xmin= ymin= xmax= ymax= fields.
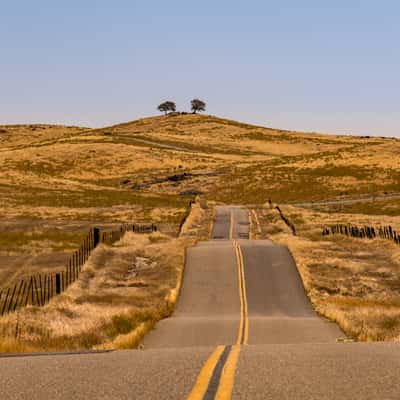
xmin=1 ymin=114 xmax=400 ymax=347
xmin=2 ymin=114 xmax=400 ymax=211
xmin=0 ymin=198 xmax=214 ymax=352
xmin=251 ymin=204 xmax=400 ymax=341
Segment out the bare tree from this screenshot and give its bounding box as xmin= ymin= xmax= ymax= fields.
xmin=191 ymin=99 xmax=206 ymax=114
xmin=157 ymin=101 xmax=176 ymax=115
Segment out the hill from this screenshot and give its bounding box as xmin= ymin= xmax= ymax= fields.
xmin=1 ymin=114 xmax=400 ymax=349
xmin=2 ymin=114 xmax=399 ymax=215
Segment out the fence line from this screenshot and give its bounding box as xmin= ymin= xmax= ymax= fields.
xmin=178 ymin=200 xmax=195 ymax=235
xmin=275 ymin=206 xmax=296 ymax=235
xmin=0 ymin=223 xmax=157 ymax=317
xmin=322 ymin=223 xmax=400 ymax=245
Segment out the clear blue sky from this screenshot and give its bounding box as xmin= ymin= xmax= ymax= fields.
xmin=1 ymin=1 xmax=399 ymax=136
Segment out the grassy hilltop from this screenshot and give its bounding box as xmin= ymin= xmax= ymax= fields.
xmin=0 ymin=114 xmax=400 ymax=350
xmin=2 ymin=113 xmax=399 ymax=212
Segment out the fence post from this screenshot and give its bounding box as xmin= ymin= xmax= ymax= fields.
xmin=24 ymin=279 xmax=31 ymax=306
xmin=93 ymin=228 xmax=100 ymax=247
xmin=46 ymin=275 xmax=50 ymax=303
xmin=55 ymin=273 xmax=61 ymax=295
xmin=67 ymin=260 xmax=71 ymax=285
xmin=1 ymin=288 xmax=10 ymax=315
xmin=13 ymin=280 xmax=24 ymax=312
xmin=28 ymin=277 xmax=34 ymax=305
xmin=33 ymin=276 xmax=40 ymax=306
xmin=6 ymin=284 xmax=17 ymax=314
xmin=38 ymin=275 xmax=44 ymax=305
xmin=16 ymin=281 xmax=25 ymax=310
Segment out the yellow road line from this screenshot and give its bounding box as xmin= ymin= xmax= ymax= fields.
xmin=234 ymin=240 xmax=248 ymax=345
xmin=215 ymin=345 xmax=241 ymax=400
xmin=187 ymin=346 xmax=226 ymax=400
xmin=229 ymin=210 xmax=234 ymax=240
xmin=235 ymin=241 xmax=244 ymax=345
xmin=187 ymin=239 xmax=249 ymax=400
xmin=237 ymin=243 xmax=249 ymax=345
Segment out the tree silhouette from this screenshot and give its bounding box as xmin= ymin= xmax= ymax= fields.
xmin=191 ymin=99 xmax=206 ymax=114
xmin=157 ymin=101 xmax=176 ymax=115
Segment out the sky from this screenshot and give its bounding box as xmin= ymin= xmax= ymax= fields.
xmin=0 ymin=0 xmax=399 ymax=137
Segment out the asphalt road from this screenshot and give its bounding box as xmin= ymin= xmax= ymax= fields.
xmin=0 ymin=205 xmax=399 ymax=399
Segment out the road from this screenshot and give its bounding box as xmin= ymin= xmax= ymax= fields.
xmin=0 ymin=206 xmax=399 ymax=399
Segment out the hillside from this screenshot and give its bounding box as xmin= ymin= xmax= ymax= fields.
xmin=1 ymin=114 xmax=400 ymax=350
xmin=1 ymin=114 xmax=399 ymax=216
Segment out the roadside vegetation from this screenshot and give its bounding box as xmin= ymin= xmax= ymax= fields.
xmin=1 ymin=113 xmax=399 ymax=347
xmin=250 ymin=204 xmax=400 ymax=342
xmin=0 ymin=199 xmax=213 ymax=352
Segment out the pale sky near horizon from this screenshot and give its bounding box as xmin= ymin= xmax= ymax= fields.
xmin=1 ymin=1 xmax=399 ymax=137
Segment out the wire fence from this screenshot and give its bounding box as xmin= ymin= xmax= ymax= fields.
xmin=274 ymin=206 xmax=297 ymax=235
xmin=322 ymin=223 xmax=400 ymax=245
xmin=178 ymin=200 xmax=195 ymax=235
xmin=0 ymin=223 xmax=157 ymax=316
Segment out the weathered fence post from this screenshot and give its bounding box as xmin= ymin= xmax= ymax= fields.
xmin=17 ymin=281 xmax=26 ymax=310
xmin=68 ymin=260 xmax=71 ymax=285
xmin=55 ymin=273 xmax=61 ymax=295
xmin=61 ymin=271 xmax=65 ymax=292
xmin=5 ymin=284 xmax=16 ymax=314
xmin=93 ymin=228 xmax=100 ymax=248
xmin=33 ymin=276 xmax=40 ymax=306
xmin=13 ymin=280 xmax=24 ymax=312
xmin=1 ymin=288 xmax=10 ymax=315
xmin=47 ymin=275 xmax=51 ymax=303
xmin=24 ymin=279 xmax=32 ymax=306
xmin=38 ymin=275 xmax=44 ymax=306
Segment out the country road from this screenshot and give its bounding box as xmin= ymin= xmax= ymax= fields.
xmin=1 ymin=206 xmax=400 ymax=399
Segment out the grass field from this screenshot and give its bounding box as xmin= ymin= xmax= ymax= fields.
xmin=0 ymin=199 xmax=213 ymax=352
xmin=0 ymin=113 xmax=399 ymax=349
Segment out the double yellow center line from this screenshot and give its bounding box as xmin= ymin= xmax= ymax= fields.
xmin=235 ymin=240 xmax=248 ymax=346
xmin=187 ymin=235 xmax=248 ymax=399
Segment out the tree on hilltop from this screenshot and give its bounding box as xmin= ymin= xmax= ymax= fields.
xmin=157 ymin=101 xmax=176 ymax=115
xmin=191 ymin=99 xmax=206 ymax=114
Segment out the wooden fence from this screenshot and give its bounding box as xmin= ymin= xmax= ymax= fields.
xmin=0 ymin=223 xmax=157 ymax=316
xmin=322 ymin=223 xmax=400 ymax=245
xmin=275 ymin=206 xmax=297 ymax=235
